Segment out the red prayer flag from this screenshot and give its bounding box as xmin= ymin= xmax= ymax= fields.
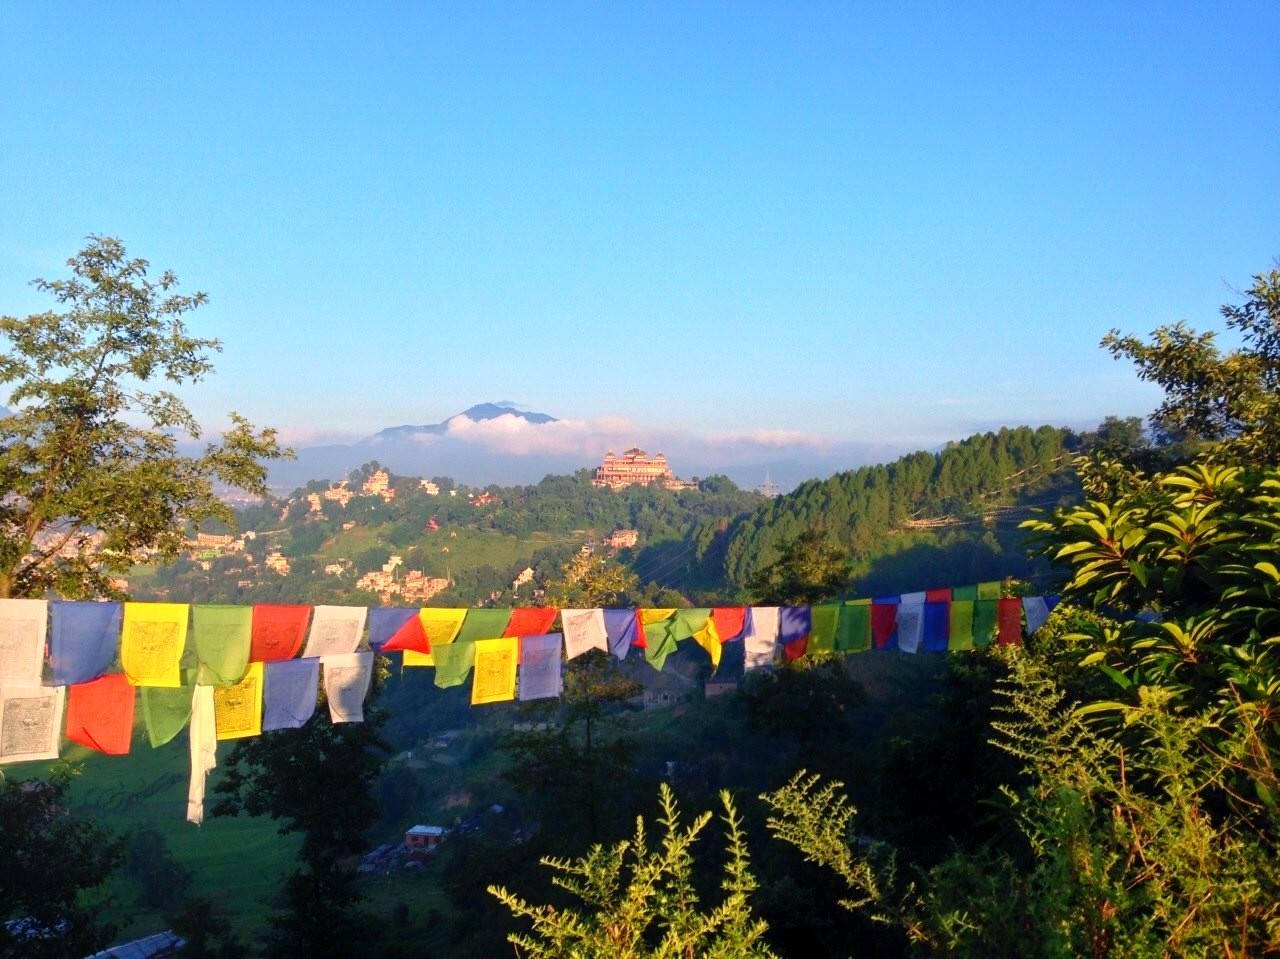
xmin=250 ymin=605 xmax=311 ymax=661
xmin=782 ymin=635 xmax=808 ymax=661
xmin=382 ymin=616 xmax=431 ymax=653
xmin=871 ymin=603 xmax=898 ymax=650
xmin=66 ymin=673 xmax=135 ymax=755
xmin=925 ymin=588 xmax=952 ymax=602
xmin=632 ymin=609 xmax=647 ymax=649
xmin=997 ymin=598 xmax=1023 ymax=647
xmin=710 ymin=607 xmax=747 ymax=642
xmin=504 ymin=608 xmax=558 ymax=637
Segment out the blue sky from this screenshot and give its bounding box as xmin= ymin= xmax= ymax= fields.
xmin=1 ymin=2 xmax=1276 ymax=464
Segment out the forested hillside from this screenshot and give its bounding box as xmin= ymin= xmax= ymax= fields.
xmin=711 ymin=425 xmax=1080 ymax=591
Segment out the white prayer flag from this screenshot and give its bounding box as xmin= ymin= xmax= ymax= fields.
xmin=743 ymin=607 xmax=780 ymax=670
xmin=561 ymin=609 xmax=607 ymax=660
xmin=896 ymin=603 xmax=924 ymax=654
xmin=0 ymin=599 xmax=48 ymax=687
xmin=0 ymin=685 xmax=64 ymax=764
xmin=323 ymin=651 xmax=373 ymax=723
xmin=187 ymin=685 xmax=217 ymax=825
xmin=301 ymin=605 xmax=367 ymax=659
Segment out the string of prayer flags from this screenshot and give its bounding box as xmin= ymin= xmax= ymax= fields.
xmin=895 ymin=603 xmax=925 ymax=654
xmin=808 ymin=604 xmax=840 ymax=654
xmin=603 ymin=608 xmax=639 ymax=660
xmin=997 ymin=598 xmax=1024 ymax=647
xmin=836 ymin=603 xmax=871 ymax=653
xmin=973 ymin=600 xmax=999 ymax=648
xmin=0 ymin=686 xmax=65 ymax=764
xmin=503 ymin=608 xmax=558 ymax=638
xmin=949 ymin=600 xmax=975 ymax=651
xmin=455 ymin=608 xmax=512 ymax=646
xmin=301 ymin=605 xmax=366 ymax=659
xmin=369 ymin=608 xmax=427 ymax=653
xmin=214 ymin=662 xmax=264 ymax=740
xmin=640 ymin=609 xmax=678 ymax=671
xmin=743 ymin=606 xmax=779 ymax=669
xmin=710 ymin=607 xmax=747 ymax=643
xmin=562 ymin=609 xmax=608 ymax=659
xmin=0 ymin=599 xmax=48 ymax=686
xmin=187 ymin=686 xmax=217 ymax=825
xmin=250 ymin=604 xmax=311 ymax=662
xmin=518 ymin=633 xmax=562 ymax=701
xmin=977 ymin=581 xmax=1002 ymax=600
xmin=65 ymin=673 xmax=135 ymax=755
xmin=141 ymin=679 xmax=195 ymax=748
xmin=432 ymin=641 xmax=475 ymax=690
xmin=50 ymin=601 xmax=122 ymax=686
xmin=263 ymin=659 xmax=319 ymax=731
xmin=922 ymin=602 xmax=949 ymax=653
xmin=324 ymin=652 xmax=374 ymax=721
xmin=192 ymin=605 xmax=253 ymax=686
xmin=471 ymin=637 xmax=518 ymax=705
xmin=403 ymin=608 xmax=468 ymax=666
xmin=871 ymin=603 xmax=898 ymax=650
xmin=779 ymin=607 xmax=810 ymax=661
xmin=121 ymin=603 xmax=190 ymax=687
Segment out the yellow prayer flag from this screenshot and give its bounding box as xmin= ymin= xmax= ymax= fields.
xmin=214 ymin=661 xmax=263 ymax=740
xmin=121 ymin=603 xmax=190 ymax=688
xmin=471 ymin=637 xmax=518 ymax=705
xmin=639 ymin=608 xmax=677 ymax=625
xmin=404 ymin=608 xmax=469 ymax=667
xmin=691 ymin=618 xmax=722 ymax=669
xmin=977 ymin=581 xmax=1002 ymax=600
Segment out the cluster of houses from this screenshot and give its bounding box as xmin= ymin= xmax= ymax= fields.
xmin=354 ymin=553 xmax=452 ymax=603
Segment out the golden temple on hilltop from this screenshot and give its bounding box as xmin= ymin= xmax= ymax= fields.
xmin=591 ymin=448 xmax=697 ymax=491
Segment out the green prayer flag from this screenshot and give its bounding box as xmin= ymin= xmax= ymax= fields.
xmin=973 ymin=600 xmax=999 ymax=647
xmin=949 ymin=600 xmax=975 ymax=651
xmin=835 ymin=603 xmax=871 ymax=652
xmin=977 ymin=581 xmax=1002 ymax=600
xmin=643 ymin=614 xmax=679 ymax=672
xmin=671 ymin=609 xmax=711 ymax=642
xmin=456 ymin=608 xmax=512 ymax=644
xmin=952 ymin=585 xmax=978 ymax=602
xmin=433 ymin=640 xmax=476 ymax=689
xmin=809 ymin=604 xmax=840 ymax=653
xmin=141 ymin=672 xmax=195 ymax=747
xmin=192 ymin=605 xmax=253 ymax=686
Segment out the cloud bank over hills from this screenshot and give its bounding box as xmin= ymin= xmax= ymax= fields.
xmin=268 ymin=403 xmax=902 ymax=493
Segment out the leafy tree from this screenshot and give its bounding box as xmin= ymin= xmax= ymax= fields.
xmin=0 ymin=236 xmax=288 ymax=598
xmin=212 ymin=665 xmax=391 ymax=959
xmin=0 ymin=768 xmax=124 ymax=958
xmin=1022 ymin=462 xmax=1280 ymax=806
xmin=545 ymin=551 xmax=639 ymax=606
xmin=1102 ymin=267 xmax=1280 ymax=463
xmin=489 ymin=784 xmax=775 ymax=958
xmin=745 ymin=529 xmax=850 ymax=604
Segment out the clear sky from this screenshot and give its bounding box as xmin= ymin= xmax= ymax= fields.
xmin=1 ymin=2 xmax=1276 ymax=455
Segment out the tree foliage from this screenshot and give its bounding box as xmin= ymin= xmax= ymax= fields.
xmin=744 ymin=529 xmax=851 ymax=604
xmin=0 ymin=768 xmax=124 ymax=959
xmin=0 ymin=236 xmax=288 ymax=598
xmin=1102 ymin=267 xmax=1280 ymax=463
xmin=212 ymin=668 xmax=390 ymax=959
xmin=490 ymin=783 xmax=775 ymax=958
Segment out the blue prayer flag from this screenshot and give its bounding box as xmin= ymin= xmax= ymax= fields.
xmin=50 ymin=601 xmax=122 ymax=685
xmin=263 ymin=659 xmax=319 ymax=731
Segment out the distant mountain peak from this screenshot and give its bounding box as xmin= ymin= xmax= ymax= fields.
xmin=364 ymin=404 xmax=557 ymax=443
